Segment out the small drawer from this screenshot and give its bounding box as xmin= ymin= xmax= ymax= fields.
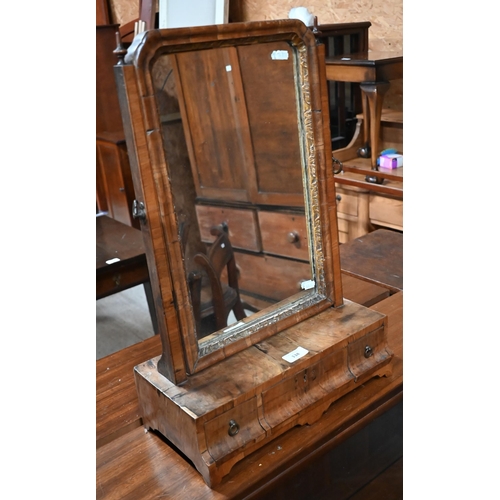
xmin=335 ymin=189 xmax=359 ymax=217
xmin=262 ymin=348 xmax=352 ymax=428
xmin=369 ymin=195 xmax=403 ymax=230
xmin=204 ymin=397 xmax=265 ymax=462
xmin=347 ymin=326 xmax=391 ymax=379
xmin=196 ymin=204 xmax=261 ymax=251
xmin=234 ymin=252 xmax=313 ymax=303
xmin=258 ymin=211 xmax=309 ymax=261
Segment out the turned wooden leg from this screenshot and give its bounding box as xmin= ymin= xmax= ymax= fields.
xmin=360 ymin=81 xmax=390 ymax=170
xmin=358 ymin=91 xmax=370 ymax=157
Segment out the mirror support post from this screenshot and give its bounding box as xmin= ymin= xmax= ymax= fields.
xmin=114 ymin=61 xmax=189 ymax=384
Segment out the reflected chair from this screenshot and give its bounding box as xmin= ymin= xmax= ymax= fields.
xmin=189 ymin=225 xmax=247 ymax=335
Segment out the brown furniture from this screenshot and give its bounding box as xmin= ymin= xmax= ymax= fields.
xmin=114 ymin=20 xmax=394 ymax=487
xmin=325 ymin=52 xmax=403 ymax=241
xmin=325 ymin=51 xmax=403 ymax=172
xmin=313 ymin=22 xmax=371 ymax=150
xmin=96 ymin=214 xmax=157 ymax=333
xmin=96 ymin=269 xmax=393 ymax=449
xmin=96 ymin=25 xmax=138 ymax=228
xmin=97 ymin=280 xmax=402 ymax=498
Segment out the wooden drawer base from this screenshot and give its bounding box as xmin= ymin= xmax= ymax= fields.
xmin=134 ymin=300 xmax=393 ymax=487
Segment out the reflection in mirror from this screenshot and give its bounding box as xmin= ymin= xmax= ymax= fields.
xmin=151 ymin=42 xmax=314 ymax=345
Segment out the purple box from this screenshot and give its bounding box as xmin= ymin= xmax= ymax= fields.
xmin=379 ymin=154 xmax=403 ymax=169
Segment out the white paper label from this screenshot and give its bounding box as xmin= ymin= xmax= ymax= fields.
xmin=271 ymin=50 xmax=289 ymax=60
xmin=282 ymin=346 xmax=308 ymax=363
xmin=300 ymin=279 xmax=315 ymax=290
xmin=226 ymin=65 xmax=232 ymax=72
xmin=106 ymin=258 xmax=120 ymax=265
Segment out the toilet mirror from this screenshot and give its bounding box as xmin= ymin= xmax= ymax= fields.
xmin=115 ymin=20 xmax=343 ymax=382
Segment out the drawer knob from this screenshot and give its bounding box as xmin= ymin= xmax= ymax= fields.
xmin=228 ymin=419 xmax=240 ymax=437
xmin=364 ymin=345 xmax=373 ymax=358
xmin=287 ymin=231 xmax=299 ymax=243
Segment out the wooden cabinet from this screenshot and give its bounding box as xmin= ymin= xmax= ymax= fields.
xmin=334 ymin=183 xmax=403 ymax=241
xmin=96 ymin=132 xmax=137 ymax=227
xmin=96 ymin=25 xmax=137 ymax=228
xmin=335 ymin=185 xmax=371 ymax=243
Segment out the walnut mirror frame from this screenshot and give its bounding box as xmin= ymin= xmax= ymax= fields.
xmin=114 ymin=20 xmax=344 ymax=384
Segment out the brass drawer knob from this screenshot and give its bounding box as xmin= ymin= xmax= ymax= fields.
xmin=364 ymin=345 xmax=373 ymax=358
xmin=287 ymin=231 xmax=299 ymax=243
xmin=228 ymin=419 xmax=240 ymax=437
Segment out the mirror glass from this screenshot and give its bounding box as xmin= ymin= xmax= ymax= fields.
xmin=151 ymin=40 xmax=316 ymax=353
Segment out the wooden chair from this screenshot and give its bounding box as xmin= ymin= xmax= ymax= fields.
xmin=189 ymin=225 xmax=247 ymax=335
xmin=118 ymin=0 xmax=156 ymax=43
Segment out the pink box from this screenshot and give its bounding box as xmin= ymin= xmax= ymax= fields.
xmin=379 ymin=154 xmax=403 ymax=169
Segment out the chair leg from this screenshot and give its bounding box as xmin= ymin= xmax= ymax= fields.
xmin=233 ymin=299 xmax=246 ymax=321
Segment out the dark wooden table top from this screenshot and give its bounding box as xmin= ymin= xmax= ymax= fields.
xmin=340 ymin=229 xmax=403 ymax=293
xmin=325 ymin=50 xmax=403 ymax=66
xmin=96 ymin=215 xmax=146 ymax=272
xmin=324 ymin=51 xmax=403 ymax=82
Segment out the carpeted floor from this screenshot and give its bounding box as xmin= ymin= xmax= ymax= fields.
xmin=96 ymin=285 xmax=155 ymax=360
xmin=96 ymin=286 xmax=252 ymax=360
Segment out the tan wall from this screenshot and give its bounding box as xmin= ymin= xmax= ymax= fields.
xmin=230 ymin=1 xmax=402 ymax=52
xmin=108 ymin=0 xmax=402 ymax=108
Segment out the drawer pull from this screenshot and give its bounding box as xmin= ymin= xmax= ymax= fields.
xmin=364 ymin=345 xmax=373 ymax=358
xmin=287 ymin=231 xmax=299 ymax=243
xmin=228 ymin=419 xmax=240 ymax=437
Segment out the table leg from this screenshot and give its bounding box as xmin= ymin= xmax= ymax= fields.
xmin=143 ymin=281 xmax=159 ymax=334
xmin=359 ymin=91 xmax=371 ymax=158
xmin=360 ymin=81 xmax=390 ymax=171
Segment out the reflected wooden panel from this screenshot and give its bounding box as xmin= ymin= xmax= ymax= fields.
xmin=151 ymin=43 xmax=314 ymax=341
